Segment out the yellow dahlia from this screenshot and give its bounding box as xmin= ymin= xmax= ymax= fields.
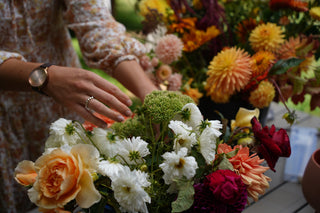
xmin=249 ymin=23 xmax=285 ymax=53
xmin=139 ymin=0 xmax=171 ymax=17
xmin=249 ymin=81 xmax=275 ymax=108
xmin=217 ymin=144 xmax=271 ymax=202
xmin=205 ymin=47 xmax=252 ymax=97
xmin=310 ymin=7 xmax=320 ymax=21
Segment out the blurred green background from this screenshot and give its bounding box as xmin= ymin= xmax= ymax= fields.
xmin=73 ymin=0 xmax=320 ymax=117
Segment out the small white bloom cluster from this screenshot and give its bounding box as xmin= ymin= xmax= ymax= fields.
xmin=160 ymin=103 xmax=223 ymax=187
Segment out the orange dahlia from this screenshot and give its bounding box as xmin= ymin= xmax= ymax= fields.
xmin=205 ymin=47 xmax=252 ymax=97
xmin=249 ymin=80 xmax=275 ymax=108
xmin=249 ymin=23 xmax=285 ymax=53
xmin=277 ymin=36 xmax=304 ymax=59
xmin=217 ymin=144 xmax=271 ymax=202
xmin=206 ymin=83 xmax=231 ymax=103
xmin=269 ymin=0 xmax=309 ymax=12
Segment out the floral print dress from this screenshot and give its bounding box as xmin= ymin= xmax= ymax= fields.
xmin=0 ymin=1 xmax=146 ymax=212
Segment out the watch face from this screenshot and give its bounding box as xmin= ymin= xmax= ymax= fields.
xmin=29 ymin=68 xmax=47 ymax=87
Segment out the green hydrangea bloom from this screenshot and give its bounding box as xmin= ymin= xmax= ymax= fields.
xmin=142 ymin=91 xmax=194 ymax=123
xmin=111 ymin=116 xmax=146 ymax=139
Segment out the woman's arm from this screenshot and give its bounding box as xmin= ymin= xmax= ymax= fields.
xmin=0 ymin=58 xmax=133 ymax=128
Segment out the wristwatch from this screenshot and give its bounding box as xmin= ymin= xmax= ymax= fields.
xmin=28 ymin=63 xmax=53 ymax=95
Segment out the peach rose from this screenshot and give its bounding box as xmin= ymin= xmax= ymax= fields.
xmin=16 ymin=144 xmax=101 ymax=210
xmin=15 ymin=160 xmax=37 ymax=186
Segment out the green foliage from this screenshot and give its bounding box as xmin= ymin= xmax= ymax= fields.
xmin=268 ymin=58 xmax=304 ymax=76
xmin=171 ymin=178 xmax=195 ymax=213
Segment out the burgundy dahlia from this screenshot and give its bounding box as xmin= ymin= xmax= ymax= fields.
xmin=251 ymin=117 xmax=291 ymax=171
xmin=188 ymin=170 xmax=247 ymax=213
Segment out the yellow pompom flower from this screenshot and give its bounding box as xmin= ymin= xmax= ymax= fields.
xmin=249 ymin=23 xmax=285 ymax=53
xmin=310 ymin=7 xmax=320 ymax=21
xmin=249 ymin=81 xmax=275 ymax=108
xmin=205 ymin=47 xmax=252 ymax=98
xmin=139 ymin=0 xmax=171 ymax=17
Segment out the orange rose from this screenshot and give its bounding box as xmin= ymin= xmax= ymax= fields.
xmin=16 ymin=144 xmax=101 ymax=210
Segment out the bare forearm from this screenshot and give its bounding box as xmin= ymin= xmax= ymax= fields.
xmin=113 ymin=60 xmax=158 ymax=101
xmin=0 ymin=59 xmax=41 ymax=91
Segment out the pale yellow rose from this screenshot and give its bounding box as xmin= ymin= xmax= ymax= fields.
xmin=230 ymin=107 xmax=260 ymax=131
xmin=24 ymin=144 xmax=101 ymax=210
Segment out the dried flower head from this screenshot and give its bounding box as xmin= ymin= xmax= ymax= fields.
xmin=249 ymin=80 xmax=275 ymax=108
xmin=156 ymin=64 xmax=172 ymax=81
xmin=155 ymin=34 xmax=184 ymax=64
xmin=205 ymin=47 xmax=252 ymax=97
xmin=249 ymin=23 xmax=285 ymax=53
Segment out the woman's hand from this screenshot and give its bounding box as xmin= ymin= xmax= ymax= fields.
xmin=44 ymin=65 xmax=133 ymax=128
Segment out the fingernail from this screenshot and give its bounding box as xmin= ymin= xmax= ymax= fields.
xmin=127 ymin=99 xmax=132 ymax=106
xmin=117 ymin=115 xmax=125 ymax=122
xmin=125 ymin=110 xmax=132 ymax=117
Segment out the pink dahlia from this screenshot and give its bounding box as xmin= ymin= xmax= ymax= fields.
xmin=155 ymin=34 xmax=184 ymax=64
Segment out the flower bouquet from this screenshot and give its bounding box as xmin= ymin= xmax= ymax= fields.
xmin=135 ymin=0 xmax=320 ymax=122
xmin=15 ymin=91 xmax=291 ymax=213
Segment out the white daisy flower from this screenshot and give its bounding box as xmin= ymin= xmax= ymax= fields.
xmin=45 ymin=118 xmax=86 ymax=149
xmin=168 ymin=120 xmax=197 ymax=151
xmin=159 ymin=147 xmax=198 ymax=185
xmin=92 ymin=127 xmax=121 ymax=158
xmin=175 ymin=103 xmax=203 ymax=130
xmin=111 ymin=166 xmax=151 ymax=213
xmin=116 ymin=137 xmax=150 ymax=165
xmin=98 ymin=159 xmax=125 ymax=179
xmin=206 ymin=120 xmax=223 ymax=138
xmin=199 ymin=126 xmax=218 ymax=165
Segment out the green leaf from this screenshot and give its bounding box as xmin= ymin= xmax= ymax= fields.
xmin=292 ymin=75 xmax=307 ymax=94
xmin=269 ymin=58 xmax=304 ymax=76
xmin=314 ymin=65 xmax=320 ymax=85
xmin=171 ymin=178 xmax=195 ymax=213
xmin=218 ymin=155 xmax=234 ymax=171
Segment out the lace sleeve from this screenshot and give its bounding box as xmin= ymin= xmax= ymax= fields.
xmin=64 ymin=0 xmax=146 ymax=76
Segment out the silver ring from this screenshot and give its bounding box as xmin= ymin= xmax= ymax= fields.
xmin=85 ymin=96 xmax=95 ymax=111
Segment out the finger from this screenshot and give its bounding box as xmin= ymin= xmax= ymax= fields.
xmin=90 ymin=89 xmax=133 ymax=117
xmin=84 ymin=96 xmax=127 ymax=122
xmin=74 ymin=104 xmax=109 ymax=129
xmin=93 ymin=77 xmax=132 ymax=106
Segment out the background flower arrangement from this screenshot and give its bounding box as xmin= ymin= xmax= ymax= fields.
xmin=135 ymin=0 xmax=320 ymax=118
xmin=15 ymin=91 xmax=291 ymax=213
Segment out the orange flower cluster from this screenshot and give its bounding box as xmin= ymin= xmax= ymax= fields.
xmin=269 ymin=0 xmax=309 ymax=12
xmin=217 ymin=144 xmax=271 ymax=202
xmin=168 ymin=17 xmax=220 ymax=52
